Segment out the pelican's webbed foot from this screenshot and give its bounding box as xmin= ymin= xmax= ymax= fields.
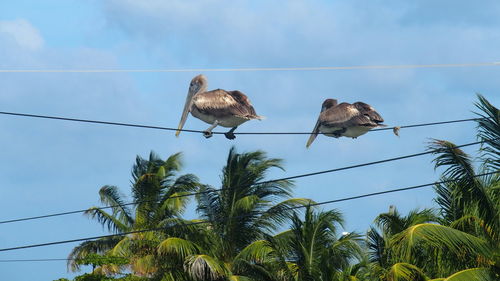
xmin=203 ymin=131 xmax=213 ymax=138
xmin=333 ymin=128 xmax=346 ymax=138
xmin=224 ymin=126 xmax=238 ymax=140
xmin=203 ymin=120 xmax=219 ymax=139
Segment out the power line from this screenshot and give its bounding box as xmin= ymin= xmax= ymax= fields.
xmin=0 ymin=258 xmax=69 ymax=262
xmin=0 ymin=256 xmax=126 ymax=262
xmin=0 ymin=111 xmax=483 ymax=135
xmin=0 ymin=172 xmax=495 ymax=253
xmin=256 ymin=139 xmax=488 ymax=183
xmin=0 ymin=111 xmax=204 ymax=134
xmin=0 ymin=61 xmax=499 ymax=73
xmin=0 ymin=139 xmax=491 ymax=225
xmin=230 ymin=118 xmax=483 ymax=135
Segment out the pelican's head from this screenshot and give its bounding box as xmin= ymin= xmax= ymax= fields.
xmin=354 ymin=102 xmax=384 ymax=124
xmin=175 ymin=74 xmax=209 ymax=137
xmin=189 ymin=74 xmax=208 ymax=95
xmin=321 ymin=98 xmax=338 ymax=112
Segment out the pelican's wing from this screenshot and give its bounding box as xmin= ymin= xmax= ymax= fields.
xmin=322 ymin=103 xmax=384 ymax=128
xmin=320 ymin=103 xmax=361 ymax=126
xmin=193 ymin=89 xmax=261 ymax=119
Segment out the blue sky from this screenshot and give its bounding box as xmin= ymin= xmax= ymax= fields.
xmin=0 ymin=1 xmax=499 ymax=280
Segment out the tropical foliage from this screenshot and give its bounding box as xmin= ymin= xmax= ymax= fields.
xmin=61 ymin=95 xmax=498 ymax=281
xmin=67 ymin=152 xmax=200 ymax=278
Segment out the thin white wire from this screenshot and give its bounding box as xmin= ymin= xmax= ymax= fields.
xmin=1 ymin=62 xmax=500 ymax=73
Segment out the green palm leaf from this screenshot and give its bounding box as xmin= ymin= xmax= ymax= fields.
xmin=441 ymin=267 xmax=495 ymax=281
xmin=385 ymin=262 xmax=428 ymax=281
xmin=97 ymin=185 xmax=134 ymax=226
xmin=258 ymin=198 xmax=316 ymax=229
xmin=233 ymin=195 xmax=261 ymax=213
xmin=84 ymin=207 xmax=130 ymax=233
xmin=236 ymin=240 xmax=276 ymax=264
xmin=67 ymin=236 xmax=124 ymax=271
xmin=429 ymin=138 xmax=498 ymax=235
xmin=474 ymin=94 xmax=500 ymax=171
xmin=391 ymin=223 xmax=493 ymax=264
xmin=109 ymin=236 xmax=132 ymax=257
xmin=184 ymin=254 xmax=228 ymax=280
xmin=229 ymin=275 xmax=254 ymax=281
xmin=428 ymin=140 xmax=475 ymax=182
xmin=157 ymin=237 xmax=200 ymax=258
xmin=69 ymin=150 xmax=198 ymax=279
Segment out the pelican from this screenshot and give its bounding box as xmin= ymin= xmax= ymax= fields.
xmin=306 ymin=99 xmax=386 ymax=147
xmin=175 ymin=74 xmax=263 ymax=139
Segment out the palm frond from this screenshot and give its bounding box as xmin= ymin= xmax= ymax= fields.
xmin=234 ymin=195 xmax=261 ymax=213
xmin=98 ymin=185 xmax=134 ymax=226
xmin=67 ymin=236 xmax=124 ymax=271
xmin=163 ymin=152 xmax=183 ymax=173
xmin=229 ymin=275 xmax=253 ymax=281
xmin=384 ymin=262 xmax=428 ymax=281
xmin=184 ymin=254 xmax=228 ymax=281
xmin=258 ymin=198 xmax=316 ymax=230
xmin=158 ymin=238 xmax=200 ymax=259
xmin=165 ymin=173 xmax=200 ymax=196
xmin=109 ymin=236 xmax=132 ymax=257
xmin=376 ymin=207 xmax=438 ymax=235
xmin=84 ymin=207 xmax=130 ymax=233
xmin=474 ymin=94 xmax=500 ymax=171
xmin=428 ymin=140 xmax=476 ymax=181
xmin=367 ymin=226 xmax=387 ymax=265
xmin=159 ymin=191 xmax=196 ymax=218
xmin=330 ymin=232 xmax=364 ymax=261
xmin=434 ymin=181 xmax=463 ymax=224
xmin=235 ymin=240 xmax=276 ymax=264
xmin=450 ymin=215 xmax=496 ymax=242
xmin=391 ymin=223 xmax=493 ymax=265
xmin=131 ymin=254 xmax=157 ymax=276
xmin=428 ymin=140 xmax=498 ymax=231
xmin=442 ymin=267 xmax=495 ymax=281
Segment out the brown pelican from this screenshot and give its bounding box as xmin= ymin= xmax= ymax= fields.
xmin=306 ymin=99 xmax=385 ymax=147
xmin=175 ymin=74 xmax=263 ymax=139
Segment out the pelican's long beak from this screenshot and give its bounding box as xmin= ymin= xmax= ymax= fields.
xmin=175 ymin=90 xmax=195 ymax=137
xmin=306 ymin=118 xmax=321 ymax=148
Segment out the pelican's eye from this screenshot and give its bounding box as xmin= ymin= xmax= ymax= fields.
xmin=364 ymin=113 xmax=370 ymax=117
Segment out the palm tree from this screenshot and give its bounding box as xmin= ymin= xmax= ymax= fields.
xmin=388 ymin=94 xmax=499 ymax=280
xmin=236 ymin=206 xmax=364 ymax=281
xmin=475 ymin=94 xmax=500 ymax=171
xmin=156 ymin=147 xmax=313 ymax=280
xmin=68 ymin=152 xmax=199 ymax=278
xmin=366 ymin=206 xmax=439 ymax=280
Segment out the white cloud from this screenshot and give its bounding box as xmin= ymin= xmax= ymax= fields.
xmin=0 ymin=19 xmax=44 ymax=50
xmin=100 ymin=0 xmax=339 ymax=66
xmin=99 ymin=0 xmax=500 ymax=68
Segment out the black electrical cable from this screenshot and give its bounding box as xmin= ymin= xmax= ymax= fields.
xmin=0 ymin=111 xmax=483 ymax=135
xmin=0 ymin=171 xmax=496 ymax=253
xmin=0 ymin=139 xmax=492 ymax=225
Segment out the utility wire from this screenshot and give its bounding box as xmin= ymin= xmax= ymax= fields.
xmin=0 ymin=257 xmax=127 ymax=262
xmin=229 ymin=118 xmax=483 ymax=135
xmin=0 ymin=139 xmax=491 ymax=225
xmin=0 ymin=111 xmax=204 ymax=134
xmin=0 ymin=111 xmax=483 ymax=135
xmin=0 ymin=171 xmax=496 ymax=253
xmin=0 ymin=258 xmax=70 ymax=262
xmin=0 ymin=61 xmax=499 ymax=73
